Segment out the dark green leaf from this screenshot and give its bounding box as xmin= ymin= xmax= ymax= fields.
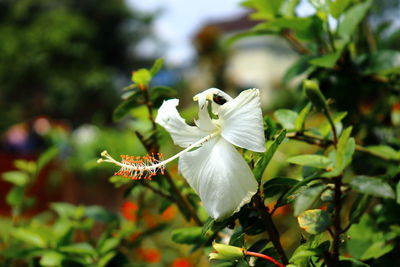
xmin=357 ymin=50 xmax=400 ymax=75
xmin=309 ymin=51 xmax=342 ymax=68
xmin=349 ymin=194 xmax=371 ymax=225
xmin=171 ymin=227 xmax=205 ymax=244
xmin=303 ymin=79 xmax=328 ymax=111
xmin=339 ymin=257 xmax=370 ymax=267
xmin=37 ymin=146 xmax=59 ymax=173
xmin=264 ymin=116 xmax=277 ymax=140
xmin=288 ymin=154 xmax=333 ymax=169
xmin=113 ymin=92 xmax=142 ymax=121
xmin=263 ymin=177 xmax=298 ymax=199
xmin=149 ymin=58 xmax=164 ymax=76
xmin=274 ymin=109 xmax=298 ymax=129
xmin=297 ymin=209 xmax=331 ymax=234
xmin=229 ymin=226 xmax=245 ymax=247
xmin=294 ymin=184 xmax=327 ymax=216
xmin=253 ymin=129 xmax=287 ymax=182
xmin=338 ymin=0 xmax=372 ymax=39
xmin=2 ymin=171 xmax=29 ymax=186
xmin=85 ymin=205 xmax=117 ymax=223
xmin=282 ymin=55 xmax=316 ymax=84
xmin=150 ymin=85 xmax=177 ymax=107
xmin=349 ymin=176 xmax=395 ymax=199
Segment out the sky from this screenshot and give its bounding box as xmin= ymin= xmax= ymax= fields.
xmin=127 ymin=0 xmax=314 ymax=66
xmin=127 ymin=0 xmax=247 ymax=66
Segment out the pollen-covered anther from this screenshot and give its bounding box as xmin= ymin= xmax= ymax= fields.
xmin=98 ymin=151 xmax=165 ymax=181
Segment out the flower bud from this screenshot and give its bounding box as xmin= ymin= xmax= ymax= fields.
xmin=209 ymin=242 xmax=245 ymax=261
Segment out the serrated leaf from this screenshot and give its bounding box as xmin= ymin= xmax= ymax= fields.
xmin=171 ymin=227 xmax=204 ymax=244
xmin=2 ymin=171 xmax=29 ymax=186
xmin=294 ymin=184 xmax=327 ymax=216
xmin=253 ymin=129 xmax=287 ymax=182
xmin=297 ymin=209 xmax=331 ymax=234
xmin=349 ymin=176 xmax=395 ymax=199
xmin=288 ymin=154 xmax=333 ymax=169
xmin=274 ymin=109 xmax=298 ymax=129
xmin=338 ymin=0 xmax=372 ymax=39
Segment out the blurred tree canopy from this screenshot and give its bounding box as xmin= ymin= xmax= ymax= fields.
xmin=0 ymin=0 xmax=155 ymax=131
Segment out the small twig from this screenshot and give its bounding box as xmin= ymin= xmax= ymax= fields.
xmin=281 ymin=29 xmax=311 ymax=54
xmin=246 ymin=251 xmax=285 ymax=267
xmin=140 ymin=181 xmax=174 ymax=201
xmin=253 ymin=194 xmax=289 ymax=265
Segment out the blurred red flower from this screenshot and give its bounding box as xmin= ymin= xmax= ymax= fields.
xmin=121 ymin=201 xmax=138 ymax=222
xmin=171 ymin=258 xmax=192 ymax=267
xmin=137 ymin=248 xmax=161 ymax=263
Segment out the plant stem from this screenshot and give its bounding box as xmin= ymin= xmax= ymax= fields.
xmin=331 ymin=175 xmax=343 ymax=266
xmin=253 ymin=194 xmax=289 ymax=265
xmin=281 ymin=29 xmax=311 ymax=54
xmin=246 ymin=251 xmax=285 ymax=267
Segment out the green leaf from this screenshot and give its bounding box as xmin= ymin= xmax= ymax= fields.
xmin=282 ymin=55 xmax=316 ymax=83
xmin=329 ymin=0 xmax=351 ymax=18
xmin=397 ymin=181 xmax=400 ymax=205
xmin=309 ymin=51 xmax=342 ymax=68
xmin=171 ymin=227 xmax=205 ymax=244
xmin=280 ymin=0 xmax=301 ymax=17
xmin=308 ymin=0 xmax=330 ymax=20
xmin=6 ymin=186 xmax=24 ymax=208
xmin=229 ymin=227 xmax=245 ymax=247
xmin=12 ymin=228 xmax=47 ymax=248
xmin=294 ymin=184 xmax=327 ymax=216
xmin=319 ymin=111 xmax=347 ymax=137
xmin=37 ymin=146 xmax=59 ymax=173
xmin=40 ymin=251 xmax=65 ymax=267
xmin=339 ymin=257 xmax=370 ymax=266
xmin=303 ymin=79 xmax=328 ymax=111
xmin=113 ymin=92 xmax=142 ymax=121
xmin=349 ymin=194 xmax=371 ymax=225
xmin=365 ymin=145 xmax=400 ymax=160
xmin=131 ymin=68 xmax=152 ymax=86
xmin=2 ymin=171 xmax=29 ymax=186
xmin=59 ymin=243 xmax=96 ymax=256
xmin=149 ymin=58 xmax=164 ymax=76
xmin=357 ymin=50 xmax=400 ymax=75
xmin=98 ymin=237 xmax=119 ymax=255
xmin=263 ymin=177 xmax=298 ymax=199
xmin=14 ymin=159 xmax=36 ymax=174
xmin=242 ymin=0 xmax=285 ymax=20
xmin=253 ymin=129 xmax=287 ymax=182
xmin=98 ymin=251 xmax=116 ymax=267
xmin=274 ymin=109 xmax=298 ymax=129
xmin=287 ymin=154 xmax=333 ymax=169
xmin=297 ymin=209 xmax=331 ymax=235
xmin=349 ymin=176 xmax=395 ymax=199
xmin=255 ymin=17 xmax=317 ymax=40
xmin=338 ymin=0 xmax=373 ymax=39
xmin=150 ymin=85 xmax=177 ymax=106
xmin=295 ymin=103 xmax=312 ymax=131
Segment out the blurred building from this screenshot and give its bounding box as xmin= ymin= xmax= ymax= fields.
xmin=189 ymin=12 xmax=298 ymax=107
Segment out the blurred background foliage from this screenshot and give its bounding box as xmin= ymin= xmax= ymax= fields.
xmin=0 ymin=0 xmax=400 ymax=266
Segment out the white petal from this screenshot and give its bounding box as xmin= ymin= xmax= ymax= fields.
xmin=178 ymin=137 xmax=258 ymax=221
xmin=218 ymin=89 xmax=266 ymax=152
xmin=193 ymin=88 xmax=232 ymax=131
xmin=155 ymin=99 xmax=208 ymax=148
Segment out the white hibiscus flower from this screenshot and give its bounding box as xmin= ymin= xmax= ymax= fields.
xmin=99 ymin=88 xmax=266 ymax=221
